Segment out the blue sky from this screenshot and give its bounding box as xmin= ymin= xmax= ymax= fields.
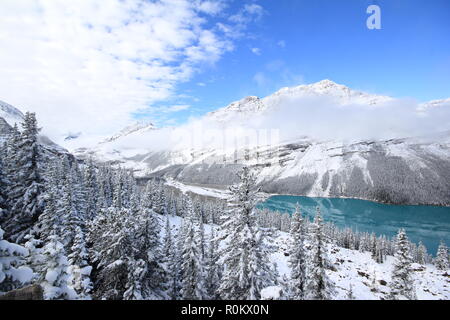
xmin=159 ymin=0 xmax=450 ymax=125
xmin=1 ymin=0 xmax=449 ymax=143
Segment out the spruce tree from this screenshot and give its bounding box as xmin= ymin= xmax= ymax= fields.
xmin=40 ymin=234 xmax=77 ymax=300
xmin=204 ymin=226 xmax=221 ymax=300
xmin=3 ymin=124 xmax=20 ymax=225
xmin=83 ymin=159 xmax=98 ymax=220
xmin=416 ymin=241 xmax=428 ymax=265
xmin=389 ymin=229 xmax=416 ymax=300
xmin=162 ymin=215 xmax=178 ymax=299
xmin=304 ymin=208 xmax=334 ymax=300
xmin=6 ymin=112 xmax=44 ymax=242
xmin=218 ymin=167 xmax=275 ymax=300
xmin=288 ymin=204 xmax=307 ymax=299
xmin=0 ymin=226 xmax=34 ymax=292
xmin=180 ymin=196 xmax=205 ymax=300
xmin=68 ymin=226 xmax=93 ymax=299
xmin=0 ymin=150 xmax=9 ymax=221
xmin=435 ymin=241 xmax=449 ymax=270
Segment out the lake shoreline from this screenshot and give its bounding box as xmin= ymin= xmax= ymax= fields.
xmin=259 ymin=191 xmax=450 ymax=208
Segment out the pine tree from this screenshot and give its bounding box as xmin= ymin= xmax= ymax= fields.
xmin=0 ymin=149 xmax=9 ymax=221
xmin=435 ymin=241 xmax=449 ymax=270
xmin=218 ymin=167 xmax=275 ymax=300
xmin=389 ymin=229 xmax=416 ymax=300
xmin=3 ymin=124 xmax=20 ymax=226
xmin=0 ymin=226 xmax=34 ymax=292
xmin=204 ymin=226 xmax=221 ymax=300
xmin=304 ymin=208 xmax=334 ymax=300
xmin=91 ymin=207 xmax=134 ymax=299
xmin=288 ymin=204 xmax=307 ymax=299
xmin=416 ymin=241 xmax=428 ymax=265
xmin=40 ymin=234 xmax=77 ymax=300
xmin=123 ymin=258 xmax=146 ymax=300
xmin=58 ymin=164 xmax=83 ymax=250
xmin=68 ymin=226 xmax=93 ymax=299
xmin=6 ymin=113 xmax=44 ymax=242
xmin=83 ymin=159 xmax=98 ymax=220
xmin=180 ymin=196 xmax=205 ymax=300
xmin=141 ymin=180 xmax=155 ymax=211
xmin=162 ymin=215 xmax=178 ymax=300
xmin=135 ymin=207 xmax=165 ymax=299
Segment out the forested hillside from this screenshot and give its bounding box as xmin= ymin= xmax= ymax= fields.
xmin=0 ymin=114 xmax=448 ymax=300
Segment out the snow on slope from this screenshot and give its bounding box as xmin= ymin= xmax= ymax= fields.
xmin=165 ymin=178 xmax=230 ymax=199
xmin=207 ymin=79 xmax=393 ymax=122
xmin=0 ymin=99 xmax=69 ymax=155
xmin=160 ymin=213 xmax=450 ymax=300
xmin=100 ymin=121 xmax=156 ymax=144
xmin=0 ymin=100 xmax=24 ymax=127
xmin=271 ymin=231 xmax=449 ymax=300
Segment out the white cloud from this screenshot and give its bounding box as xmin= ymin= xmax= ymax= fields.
xmin=194 ymin=0 xmax=226 ymax=15
xmin=253 ymin=72 xmax=269 ymax=87
xmin=251 ymin=47 xmax=262 ymax=55
xmin=161 ymin=105 xmax=191 ymax=113
xmin=277 ymin=40 xmax=286 ymax=48
xmin=108 ymin=95 xmax=450 ymax=153
xmin=229 ymin=4 xmax=264 ymax=24
xmin=0 ymin=0 xmax=237 ymax=148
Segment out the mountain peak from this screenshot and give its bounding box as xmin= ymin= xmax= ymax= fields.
xmin=0 ymin=100 xmax=24 ymax=127
xmin=313 ymin=79 xmax=340 ymax=87
xmin=100 ymin=120 xmax=156 ymax=144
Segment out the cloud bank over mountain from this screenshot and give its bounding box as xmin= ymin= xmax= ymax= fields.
xmin=95 ymin=81 xmax=450 ymax=153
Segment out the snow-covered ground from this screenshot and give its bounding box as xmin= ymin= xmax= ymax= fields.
xmin=165 ymin=178 xmax=230 ymax=199
xmin=162 ymin=214 xmax=450 ymax=300
xmin=271 ymin=232 xmax=449 ymax=300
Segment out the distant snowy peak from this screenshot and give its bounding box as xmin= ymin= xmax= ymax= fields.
xmin=207 ymin=96 xmax=265 ymax=121
xmin=0 ymin=100 xmax=24 ymax=127
xmin=419 ymin=98 xmax=450 ymax=110
xmin=206 ymin=80 xmax=393 ymax=122
xmin=100 ymin=121 xmax=157 ymax=144
xmin=267 ymin=79 xmax=393 ymax=106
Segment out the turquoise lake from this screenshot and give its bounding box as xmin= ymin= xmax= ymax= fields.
xmin=257 ymin=195 xmax=450 ymax=254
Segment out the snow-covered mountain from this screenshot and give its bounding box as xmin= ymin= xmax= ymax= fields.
xmin=73 ymin=80 xmax=450 ymax=205
xmin=206 ymin=79 xmax=393 ymax=122
xmin=0 ymin=100 xmax=24 ymax=127
xmin=0 ymin=100 xmax=69 ymax=156
xmin=100 ymin=121 xmax=156 ymax=144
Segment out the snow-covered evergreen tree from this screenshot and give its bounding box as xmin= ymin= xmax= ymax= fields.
xmin=180 ymin=196 xmax=205 ymax=300
xmin=162 ymin=215 xmax=178 ymax=299
xmin=0 ymin=227 xmax=34 ymax=292
xmin=40 ymin=234 xmax=76 ymax=300
xmin=389 ymin=229 xmax=417 ymax=300
xmin=204 ymin=226 xmax=221 ymax=300
xmin=5 ymin=113 xmax=44 ymax=242
xmin=288 ymin=204 xmax=307 ymax=299
xmin=2 ymin=124 xmax=20 ymax=226
xmin=304 ymin=208 xmax=334 ymax=300
xmin=218 ymin=167 xmax=275 ymax=300
xmin=68 ymin=226 xmax=92 ymax=299
xmin=416 ymin=241 xmax=428 ymax=265
xmin=435 ymin=241 xmax=449 ymax=271
xmin=0 ymin=151 xmax=9 ymax=224
xmin=134 ymin=207 xmax=165 ymax=299
xmin=83 ymin=159 xmax=98 ymax=220
xmin=123 ymin=258 xmax=146 ymax=300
